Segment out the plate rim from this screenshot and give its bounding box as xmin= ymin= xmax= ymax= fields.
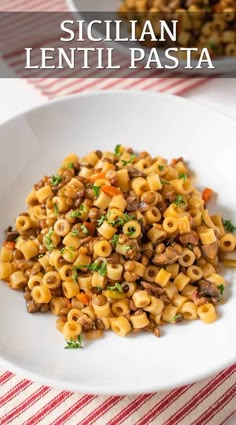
xmin=1 ymin=88 xmax=236 ymax=129
xmin=1 ymin=350 xmax=234 ymax=395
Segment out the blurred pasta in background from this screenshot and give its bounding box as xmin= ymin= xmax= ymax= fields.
xmin=119 ymin=0 xmax=236 ymax=58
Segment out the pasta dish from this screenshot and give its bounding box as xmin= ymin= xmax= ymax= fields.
xmin=0 ymin=146 xmax=235 ymax=348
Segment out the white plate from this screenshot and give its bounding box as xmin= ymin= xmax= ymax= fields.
xmin=67 ymin=0 xmax=236 ymax=74
xmin=0 ymin=91 xmax=236 ymax=395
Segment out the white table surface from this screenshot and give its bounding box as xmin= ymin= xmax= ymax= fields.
xmin=0 ymin=76 xmax=235 ymax=425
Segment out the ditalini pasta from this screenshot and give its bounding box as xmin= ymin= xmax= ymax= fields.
xmin=1 ymin=146 xmax=236 ymax=348
xmin=119 ymin=0 xmax=236 ymax=59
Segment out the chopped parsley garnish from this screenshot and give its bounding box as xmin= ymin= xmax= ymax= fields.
xmin=170 ymin=314 xmax=183 ymax=322
xmin=67 ymin=162 xmax=74 ymax=169
xmin=178 ymin=173 xmax=187 ymax=182
xmin=107 ymin=282 xmax=123 ymax=292
xmin=97 ymin=215 xmax=106 ymax=227
xmin=79 ymin=204 xmax=87 ymax=214
xmin=124 ymin=245 xmax=131 ymax=252
xmin=98 ymin=213 xmax=135 ymax=228
xmin=223 ymin=220 xmax=236 ymax=233
xmin=158 ymin=165 xmax=165 ymax=171
xmin=114 ymin=144 xmax=122 ymax=157
xmin=124 ymin=212 xmax=135 ymax=222
xmin=110 ymin=234 xmax=119 ymax=246
xmin=160 ymin=178 xmax=171 ymax=185
xmin=70 ymin=204 xmax=87 ymax=218
xmin=65 ymin=335 xmax=83 ymax=349
xmin=51 ymin=174 xmax=62 ymax=186
xmin=72 ymin=265 xmax=84 ymax=272
xmin=71 ymin=229 xmax=80 ymax=236
xmin=92 ymin=185 xmax=100 ymax=197
xmin=70 ymin=210 xmax=82 ymax=218
xmin=108 ymin=212 xmax=135 ymax=227
xmin=126 ymin=226 xmax=136 ymax=236
xmin=68 ymin=246 xmax=76 ymax=252
xmin=108 ymin=217 xmax=124 ymax=226
xmin=44 ymin=227 xmax=54 ymax=251
xmin=53 ymin=203 xmax=59 ymax=216
xmin=60 ymin=246 xmax=76 ymax=259
xmin=88 ymin=260 xmax=107 ymax=276
xmin=74 ymin=260 xmax=107 ymax=277
xmin=174 ymin=195 xmax=186 ymax=207
xmin=217 ymin=284 xmax=225 ymax=296
xmin=72 ymin=269 xmax=78 ymax=282
xmin=96 ymin=286 xmax=102 ymax=291
xmin=187 ymin=243 xmax=193 ymax=251
xmin=81 ymin=224 xmax=89 ymax=234
xmin=121 ymin=154 xmax=136 ymax=166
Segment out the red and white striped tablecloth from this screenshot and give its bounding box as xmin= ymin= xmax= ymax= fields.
xmin=0 ymin=365 xmax=235 ymax=425
xmin=0 ymin=1 xmax=235 ymax=424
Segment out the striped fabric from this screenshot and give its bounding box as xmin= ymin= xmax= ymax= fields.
xmin=0 ymin=1 xmax=235 ymax=424
xmin=0 ymin=366 xmax=235 ymax=425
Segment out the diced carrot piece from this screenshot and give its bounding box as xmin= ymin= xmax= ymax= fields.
xmin=3 ymin=241 xmax=15 ymax=250
xmin=170 ymin=157 xmax=184 ymax=166
xmin=76 ymin=292 xmax=90 ymax=305
xmin=101 ymin=185 xmax=122 ymax=197
xmin=202 ymin=187 xmax=213 ymax=203
xmin=83 ymin=221 xmax=96 ymax=235
xmin=89 ymin=172 xmax=106 ymax=183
